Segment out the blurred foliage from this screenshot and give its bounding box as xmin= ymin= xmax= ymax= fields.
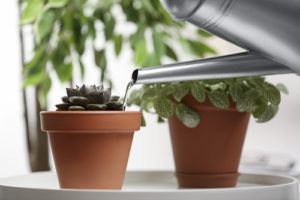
xmin=20 ymin=0 xmax=215 ymax=108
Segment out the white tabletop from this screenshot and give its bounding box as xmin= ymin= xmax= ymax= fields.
xmin=0 ymin=171 xmax=298 ymax=200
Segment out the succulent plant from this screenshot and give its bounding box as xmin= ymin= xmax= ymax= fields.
xmin=56 ymin=84 xmax=124 ymax=111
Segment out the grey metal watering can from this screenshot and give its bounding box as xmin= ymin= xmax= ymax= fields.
xmin=132 ymin=0 xmax=300 ymax=84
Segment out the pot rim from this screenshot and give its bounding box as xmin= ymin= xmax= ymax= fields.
xmin=41 ymin=111 xmax=141 ymax=115
xmin=40 ymin=111 xmax=142 ymax=133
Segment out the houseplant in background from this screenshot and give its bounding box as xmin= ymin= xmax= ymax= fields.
xmin=41 ymin=84 xmax=141 ymax=189
xmin=127 ymin=78 xmax=288 ymax=188
xmin=19 ymin=0 xmax=215 ymax=172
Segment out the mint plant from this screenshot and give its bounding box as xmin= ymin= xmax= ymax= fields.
xmin=127 ymin=77 xmax=288 ymax=128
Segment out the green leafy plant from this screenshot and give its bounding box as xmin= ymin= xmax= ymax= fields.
xmin=20 ymin=0 xmax=215 ymax=106
xmin=127 ymin=77 xmax=288 ymax=128
xmin=56 ymin=84 xmax=124 ymax=111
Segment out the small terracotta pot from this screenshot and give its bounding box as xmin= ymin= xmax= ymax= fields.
xmin=168 ymin=94 xmax=250 ymax=188
xmin=40 ymin=111 xmax=141 ymax=190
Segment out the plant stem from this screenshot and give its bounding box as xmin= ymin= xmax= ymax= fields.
xmin=17 ymin=0 xmax=31 ymax=165
xmin=30 ymin=87 xmax=50 ymax=171
xmin=18 ymin=0 xmax=50 ymax=172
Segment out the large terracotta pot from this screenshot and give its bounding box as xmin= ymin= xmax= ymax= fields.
xmin=40 ymin=111 xmax=141 ymax=190
xmin=168 ymin=94 xmax=250 ymax=188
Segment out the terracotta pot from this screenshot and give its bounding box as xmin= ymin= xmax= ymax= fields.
xmin=40 ymin=111 xmax=141 ymax=190
xmin=168 ymin=94 xmax=250 ymax=188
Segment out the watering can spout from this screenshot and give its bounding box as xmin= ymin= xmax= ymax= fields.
xmin=132 ymin=52 xmax=292 ymax=84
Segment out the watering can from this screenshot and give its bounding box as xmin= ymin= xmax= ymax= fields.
xmin=132 ymin=0 xmax=300 ymax=84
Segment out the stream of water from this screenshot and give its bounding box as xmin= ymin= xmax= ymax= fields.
xmin=122 ymin=81 xmax=133 ymax=110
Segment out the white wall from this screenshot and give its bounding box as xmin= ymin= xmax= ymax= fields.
xmin=0 ymin=1 xmax=299 ymax=178
xmin=0 ymin=1 xmax=29 ymax=178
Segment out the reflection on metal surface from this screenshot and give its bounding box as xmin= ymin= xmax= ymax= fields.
xmin=132 ymin=0 xmax=300 ymax=84
xmin=133 ymin=52 xmax=291 ymax=84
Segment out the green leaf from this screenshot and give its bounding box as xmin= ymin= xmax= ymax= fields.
xmin=74 ymin=25 xmax=87 ymax=55
xmin=173 ymin=84 xmax=190 ymax=102
xmin=40 ymin=75 xmax=52 ymax=99
xmin=54 ymin=62 xmax=73 ymax=83
xmin=79 ymin=59 xmax=85 ymax=80
xmin=130 ymin=23 xmax=145 ymax=48
xmin=141 ymin=87 xmax=156 ymax=100
xmin=276 ymin=83 xmax=289 ymax=95
xmin=94 ymin=49 xmax=106 ymax=69
xmin=93 ymin=7 xmax=105 ymax=22
xmin=134 ymin=40 xmax=147 ymax=66
xmin=34 ymin=9 xmax=57 ymax=43
xmin=191 ymin=83 xmax=206 ymax=103
xmin=176 ymin=103 xmax=200 ymax=128
xmin=153 ymin=97 xmax=174 ymax=118
xmin=38 ymin=75 xmax=52 ymax=109
xmin=141 ymin=101 xmax=154 ymax=112
xmin=203 ymin=79 xmax=223 ymax=85
xmin=165 ymin=44 xmax=178 ymax=61
xmin=87 ymin=19 xmax=96 ymax=40
xmin=197 ymin=29 xmax=213 ymax=38
xmin=47 ymin=0 xmax=69 ymax=8
xmin=104 ymin=15 xmax=116 ymax=40
xmin=229 ymin=83 xmax=243 ymax=102
xmin=23 ymin=48 xmax=44 ymax=72
xmin=141 ymin=0 xmax=153 ymax=11
xmin=208 ymin=90 xmax=230 ymax=109
xmin=114 ymin=34 xmax=123 ymax=56
xmin=141 ymin=113 xmax=146 ymax=126
xmin=252 ymin=100 xmax=267 ymax=119
xmin=23 ymin=70 xmax=45 ymax=88
xmin=157 ymin=116 xmax=165 ymax=123
xmin=158 ymin=84 xmax=175 ymax=96
xmin=143 ymin=53 xmax=160 ymax=67
xmin=127 ymin=89 xmax=143 ymax=106
xmin=61 ymin=8 xmax=73 ymax=30
xmin=94 ymin=49 xmax=107 ymax=82
xmin=151 ymin=0 xmax=173 ymax=23
xmin=188 ymin=40 xmax=217 ymax=57
xmin=248 ymin=77 xmax=265 ymax=87
xmin=262 ymin=83 xmax=281 ymax=105
xmin=121 ymin=2 xmax=140 ymax=23
xmin=51 ymin=42 xmax=69 ymax=66
xmin=179 ymin=38 xmax=190 ymax=53
xmin=21 ymin=0 xmax=44 ymax=24
xmin=236 ymin=90 xmax=258 ymax=112
xmin=256 ymin=104 xmax=278 ymax=123
xmin=152 ymin=31 xmax=165 ymax=59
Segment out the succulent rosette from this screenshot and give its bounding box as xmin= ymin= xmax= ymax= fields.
xmin=56 ymin=84 xmax=124 ymax=111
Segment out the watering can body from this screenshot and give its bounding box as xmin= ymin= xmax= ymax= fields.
xmin=132 ymin=0 xmax=300 ymax=84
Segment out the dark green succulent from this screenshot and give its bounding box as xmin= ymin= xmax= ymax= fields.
xmin=56 ymin=84 xmax=124 ymax=111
